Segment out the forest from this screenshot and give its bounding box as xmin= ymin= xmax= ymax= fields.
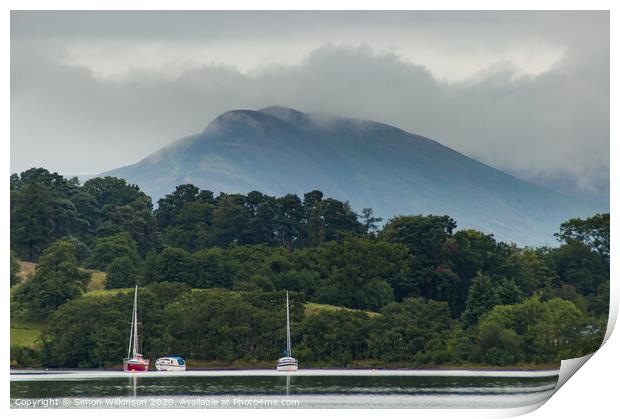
xmin=10 ymin=168 xmax=609 ymax=368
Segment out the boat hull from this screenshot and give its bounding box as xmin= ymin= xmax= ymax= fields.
xmin=124 ymin=358 xmax=150 ymax=372
xmin=276 ymin=357 xmax=298 ymax=371
xmin=276 ymin=364 xmax=298 ymax=371
xmin=155 ymin=364 xmax=186 ymax=371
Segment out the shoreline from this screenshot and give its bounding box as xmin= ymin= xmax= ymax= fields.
xmin=11 ymin=368 xmax=561 ymax=381
xmin=10 ymin=364 xmax=561 ymax=373
xmin=10 ymin=358 xmax=561 ymax=372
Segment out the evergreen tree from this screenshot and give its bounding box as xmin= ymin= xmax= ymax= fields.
xmin=11 ymin=182 xmax=54 ymax=261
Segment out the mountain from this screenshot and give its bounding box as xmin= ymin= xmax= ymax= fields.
xmin=103 ymin=106 xmax=598 ymax=245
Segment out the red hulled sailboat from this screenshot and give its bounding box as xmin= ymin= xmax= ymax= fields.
xmin=123 ymin=285 xmax=150 ymax=372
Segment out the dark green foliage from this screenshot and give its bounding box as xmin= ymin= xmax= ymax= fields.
xmin=544 ymin=240 xmax=608 ymax=297
xmin=10 ymin=169 xmax=97 ymax=261
xmin=154 ymin=184 xmax=363 ymax=251
xmin=85 ymin=232 xmax=140 ymax=271
xmin=10 ymin=251 xmax=21 ymax=286
xmin=106 ymin=256 xmax=141 ymax=289
xmin=499 ymin=249 xmax=558 ymax=296
xmin=380 ymin=215 xmax=459 ymax=302
xmin=461 ymin=273 xmax=524 ymax=327
xmin=477 ymin=323 xmax=523 ymax=366
xmin=309 ymin=237 xmax=404 ymax=310
xmin=11 ymin=345 xmax=41 ymax=367
xmin=83 ymin=176 xmax=161 ymax=257
xmin=163 ymin=290 xmax=298 ymax=362
xmin=82 ymin=176 xmax=145 ymax=208
xmin=41 ymin=295 xmax=124 ymax=367
xmin=368 ymin=298 xmax=454 ymax=363
xmin=556 ymin=213 xmax=609 ymax=260
xmin=147 ymin=281 xmax=192 ymax=307
xmin=38 ymin=285 xmax=605 ymax=368
xmin=298 ymin=310 xmax=371 ymax=365
xmin=144 ymin=237 xmax=406 ymax=311
xmin=13 ymin=240 xmax=91 ymax=320
xmin=150 ymin=247 xmax=197 ymax=286
xmin=11 ymin=182 xmax=54 ymax=261
xmin=446 ymin=230 xmax=511 ymax=315
xmin=59 ymin=235 xmax=92 ymax=262
xmin=478 ymin=296 xmax=599 ymax=364
xmin=589 ymin=282 xmax=610 ymax=317
xmin=10 ymin=170 xmax=161 ymax=262
xmin=10 ymin=168 xmax=610 ymax=368
xmin=543 ymin=284 xmax=589 ymax=313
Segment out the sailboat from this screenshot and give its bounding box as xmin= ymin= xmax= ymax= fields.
xmin=123 ymin=285 xmax=150 ymax=372
xmin=276 ymin=291 xmax=298 ymax=371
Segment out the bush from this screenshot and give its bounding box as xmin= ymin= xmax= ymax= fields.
xmin=11 ymin=345 xmax=41 ymax=367
xmin=106 ymin=256 xmax=141 ymax=289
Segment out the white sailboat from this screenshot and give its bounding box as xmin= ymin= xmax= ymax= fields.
xmin=123 ymin=285 xmax=150 ymax=372
xmin=276 ymin=291 xmax=298 ymax=371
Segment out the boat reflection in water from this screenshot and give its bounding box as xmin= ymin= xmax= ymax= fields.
xmin=10 ymin=369 xmax=560 ymax=409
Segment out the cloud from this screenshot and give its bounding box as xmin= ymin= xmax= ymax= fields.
xmin=10 ymin=11 xmax=609 ymax=204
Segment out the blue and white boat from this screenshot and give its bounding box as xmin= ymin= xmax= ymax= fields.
xmin=155 ymin=355 xmax=186 ymax=371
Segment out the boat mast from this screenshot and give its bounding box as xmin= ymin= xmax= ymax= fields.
xmin=132 ymin=285 xmax=139 ymax=357
xmin=286 ymin=291 xmax=291 ymax=357
xmin=127 ymin=295 xmax=135 ymax=359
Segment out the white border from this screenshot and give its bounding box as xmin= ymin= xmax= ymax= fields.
xmin=3 ymin=2 xmax=616 ymax=419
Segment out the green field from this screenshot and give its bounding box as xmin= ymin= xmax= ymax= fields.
xmin=10 ymin=322 xmax=46 ymax=349
xmin=83 ymin=288 xmax=132 ymax=297
xmin=304 ymin=302 xmax=380 ymax=317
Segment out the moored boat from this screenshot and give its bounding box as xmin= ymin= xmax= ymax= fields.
xmin=276 ymin=291 xmax=298 ymax=371
xmin=156 ymin=355 xmax=186 ymax=371
xmin=123 ymin=285 xmax=150 ymax=372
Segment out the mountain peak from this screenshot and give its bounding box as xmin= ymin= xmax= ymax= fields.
xmin=103 ymin=107 xmax=596 ymax=245
xmin=204 ymin=109 xmax=284 ymax=134
xmin=258 ymin=106 xmax=305 ymax=124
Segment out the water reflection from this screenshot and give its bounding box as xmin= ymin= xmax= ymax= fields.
xmin=130 ymin=375 xmax=138 ymax=398
xmin=11 ymin=371 xmax=558 ymax=399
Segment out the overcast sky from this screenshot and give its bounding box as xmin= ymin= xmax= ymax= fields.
xmin=10 ymin=11 xmax=609 ymax=202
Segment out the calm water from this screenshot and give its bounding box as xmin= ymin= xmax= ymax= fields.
xmin=10 ymin=369 xmax=559 ymax=409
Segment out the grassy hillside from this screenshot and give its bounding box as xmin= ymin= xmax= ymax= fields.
xmin=10 ymin=322 xmax=46 ymax=349
xmin=305 ymin=302 xmax=380 ymax=318
xmin=11 ymin=260 xmax=107 ymax=348
xmin=79 ymin=289 xmax=382 ymax=318
xmin=13 ymin=260 xmax=107 ymax=290
xmin=83 ymin=288 xmax=132 ymax=297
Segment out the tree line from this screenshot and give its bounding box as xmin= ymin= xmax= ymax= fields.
xmin=10 ymin=168 xmax=609 ymax=368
